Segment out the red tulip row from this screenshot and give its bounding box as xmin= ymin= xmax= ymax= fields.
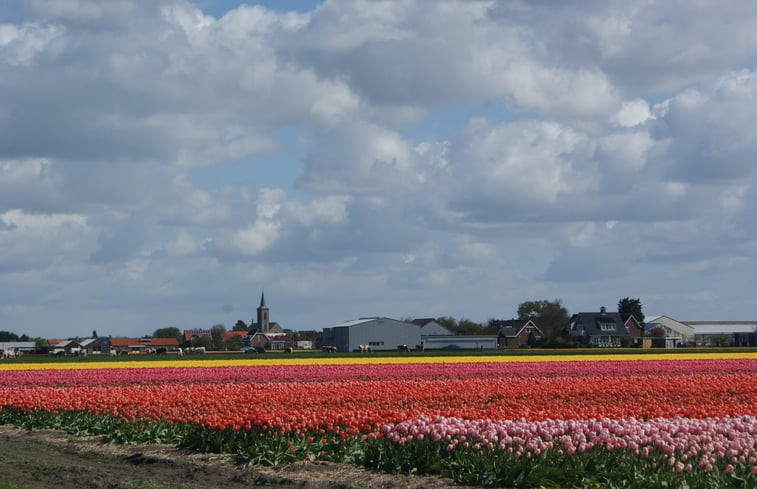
xmin=1 ymin=360 xmax=755 ymax=437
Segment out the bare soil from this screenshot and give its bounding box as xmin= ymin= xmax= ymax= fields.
xmin=0 ymin=426 xmax=468 ymax=489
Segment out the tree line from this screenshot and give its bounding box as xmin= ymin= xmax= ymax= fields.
xmin=431 ymin=297 xmax=645 ymax=346
xmin=3 ymin=297 xmax=645 ymax=351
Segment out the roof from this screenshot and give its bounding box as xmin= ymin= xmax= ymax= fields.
xmin=148 ymin=338 xmax=180 ymax=346
xmin=684 ymin=321 xmax=757 ymax=334
xmin=570 ymin=311 xmax=631 ymax=336
xmin=0 ymin=342 xmax=36 ymax=349
xmin=410 ymin=318 xmax=437 ymax=326
xmin=330 ymin=317 xmax=381 ymax=328
xmin=497 ymin=320 xmax=543 ymax=338
xmin=110 ymin=337 xmax=179 ymax=347
xmin=222 ymin=331 xmax=248 ymax=341
xmin=250 ymin=332 xmax=287 ymax=339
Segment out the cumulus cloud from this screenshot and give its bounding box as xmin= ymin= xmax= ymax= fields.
xmin=3 ymin=0 xmax=757 ymax=337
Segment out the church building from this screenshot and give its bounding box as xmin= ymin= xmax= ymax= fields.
xmin=248 ymin=292 xmax=284 ymax=334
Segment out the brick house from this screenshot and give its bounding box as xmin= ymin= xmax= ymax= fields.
xmin=495 ymin=319 xmax=543 ymax=347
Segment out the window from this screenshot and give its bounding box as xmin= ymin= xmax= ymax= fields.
xmin=599 ymin=322 xmax=615 ymax=331
xmin=368 ymin=341 xmax=384 ymax=346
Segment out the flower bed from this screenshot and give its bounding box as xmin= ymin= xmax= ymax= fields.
xmin=1 ymin=354 xmax=755 ymax=488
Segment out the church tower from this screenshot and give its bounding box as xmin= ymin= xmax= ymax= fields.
xmin=256 ymin=292 xmax=270 ymax=333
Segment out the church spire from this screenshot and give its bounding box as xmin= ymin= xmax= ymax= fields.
xmin=257 ymin=291 xmax=270 ymax=332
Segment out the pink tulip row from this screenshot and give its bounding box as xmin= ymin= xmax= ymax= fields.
xmin=374 ymin=415 xmax=757 ymax=474
xmin=2 ymin=358 xmax=756 ymax=386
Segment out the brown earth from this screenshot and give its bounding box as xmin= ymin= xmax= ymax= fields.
xmin=0 ymin=426 xmax=470 ymax=489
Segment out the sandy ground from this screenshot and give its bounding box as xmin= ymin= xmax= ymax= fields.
xmin=0 ymin=425 xmax=469 ymax=489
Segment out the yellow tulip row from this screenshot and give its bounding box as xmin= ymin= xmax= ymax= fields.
xmin=1 ymin=351 xmax=755 ymax=371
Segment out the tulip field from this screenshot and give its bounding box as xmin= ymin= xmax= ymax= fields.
xmin=1 ymin=352 xmax=756 ymax=488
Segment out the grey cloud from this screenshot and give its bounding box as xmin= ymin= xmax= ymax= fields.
xmin=542 ymin=247 xmax=627 ymax=283
xmin=4 ymin=0 xmax=757 ymax=337
xmin=488 ymin=1 xmax=757 ymax=95
xmin=650 ymin=72 xmax=757 ymax=184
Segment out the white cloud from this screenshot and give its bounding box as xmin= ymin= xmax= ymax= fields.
xmin=0 ymin=22 xmax=63 ymax=66
xmin=230 ymin=219 xmax=280 ymax=256
xmin=3 ymin=0 xmax=757 ymax=337
xmin=0 ymin=209 xmax=94 ymax=272
xmin=447 ymin=118 xmax=597 ymax=215
xmin=612 ymin=99 xmax=652 ymax=127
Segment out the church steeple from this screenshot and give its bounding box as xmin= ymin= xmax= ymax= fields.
xmin=256 ymin=291 xmax=269 ymax=332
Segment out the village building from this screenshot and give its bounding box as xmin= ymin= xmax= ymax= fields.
xmin=684 ymin=321 xmax=757 ymax=347
xmin=109 ymin=337 xmax=180 ymax=354
xmin=321 ymin=317 xmax=497 ymax=352
xmin=567 ymin=307 xmax=643 ymax=347
xmin=242 ymin=292 xmax=289 ymax=351
xmin=494 ymin=319 xmax=543 ymax=347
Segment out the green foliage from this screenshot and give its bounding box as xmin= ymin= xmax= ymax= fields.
xmin=0 ymin=482 xmax=24 ymax=489
xmin=618 ymin=297 xmax=645 ymax=325
xmin=152 ymin=327 xmax=182 ymax=344
xmin=433 ymin=317 xmax=485 ymax=335
xmin=0 ymin=407 xmax=190 ymax=444
xmin=363 ymin=440 xmax=756 ymax=489
xmin=224 ymin=334 xmax=243 ymax=351
xmin=517 ymin=299 xmax=569 ymax=341
xmin=0 ymin=331 xmax=20 ymax=342
xmin=232 ymin=320 xmax=249 ymax=332
xmin=1 ymin=407 xmax=754 ymax=489
xmin=209 ymin=325 xmax=226 ymax=350
xmin=190 ymin=335 xmax=212 ymax=349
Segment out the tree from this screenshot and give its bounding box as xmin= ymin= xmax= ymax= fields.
xmin=210 ymin=324 xmax=226 ymax=350
xmin=618 ymin=297 xmax=644 ymax=325
xmin=224 ymin=334 xmax=243 ymax=351
xmin=152 ymin=327 xmax=182 ymax=344
xmin=232 ymin=320 xmax=248 ymax=332
xmin=483 ymin=318 xmax=502 ymax=335
xmin=191 ymin=335 xmax=212 ymax=349
xmin=517 ymin=299 xmax=569 ymax=341
xmin=0 ymin=331 xmax=20 ymax=342
xmin=434 ymin=316 xmax=484 ymax=335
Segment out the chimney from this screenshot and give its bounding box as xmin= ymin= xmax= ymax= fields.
xmin=600 ymin=306 xmax=606 ymax=314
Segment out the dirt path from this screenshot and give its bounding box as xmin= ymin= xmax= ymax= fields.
xmin=0 ymin=426 xmax=467 ymax=489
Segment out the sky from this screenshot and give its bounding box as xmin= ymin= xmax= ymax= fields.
xmin=2 ymin=0 xmax=757 ymax=339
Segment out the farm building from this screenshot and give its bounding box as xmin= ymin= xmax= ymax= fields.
xmin=0 ymin=341 xmax=35 ymax=355
xmin=110 ymin=337 xmax=180 ymax=354
xmin=79 ymin=337 xmax=114 ymax=355
xmin=684 ymin=321 xmax=757 ymax=347
xmin=644 ymin=316 xmax=695 ymax=345
xmin=322 ymin=317 xmax=489 ymax=352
